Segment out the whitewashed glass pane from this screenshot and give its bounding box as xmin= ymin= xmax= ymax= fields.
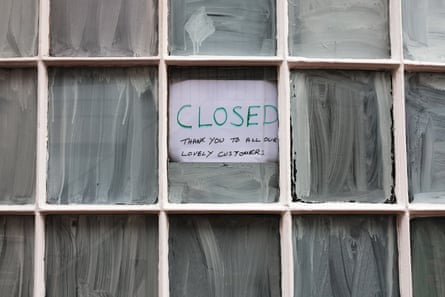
xmin=169 ymin=215 xmax=280 ymax=297
xmin=288 ymin=0 xmax=390 ymax=58
xmin=411 ymin=218 xmax=445 ymax=297
xmin=48 ymin=68 xmax=158 ymax=204
xmin=293 ymin=215 xmax=399 ymax=297
xmin=0 ymin=0 xmax=38 ymax=57
xmin=403 ymin=0 xmax=445 ymax=62
xmin=406 ymin=73 xmax=445 ymax=203
xmin=0 ymin=216 xmax=34 ymax=297
xmin=169 ymin=0 xmax=276 ymax=56
xmin=290 ymin=70 xmax=393 ymax=202
xmin=168 ymin=67 xmax=279 ymax=203
xmin=50 ymin=0 xmax=157 ymax=56
xmin=0 ymin=69 xmax=36 ymax=204
xmin=46 ymin=215 xmax=158 ymax=297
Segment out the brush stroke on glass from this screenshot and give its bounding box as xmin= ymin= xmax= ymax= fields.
xmin=403 ymin=0 xmax=445 ymax=62
xmin=169 ymin=215 xmax=281 ymax=297
xmin=50 ymin=0 xmax=157 ymax=56
xmin=411 ymin=218 xmax=445 ymax=297
xmin=169 ymin=0 xmax=276 ymax=56
xmin=48 ymin=68 xmax=158 ymax=204
xmin=405 ymin=73 xmax=445 ymax=203
xmin=168 ymin=67 xmax=279 ymax=203
xmin=0 ymin=69 xmax=36 ymax=204
xmin=293 ymin=215 xmax=399 ymax=297
xmin=0 ymin=216 xmax=34 ymax=297
xmin=46 ymin=215 xmax=158 ymax=297
xmin=288 ymin=0 xmax=390 ymax=58
xmin=0 ymin=0 xmax=38 ymax=57
xmin=290 ymin=70 xmax=393 ymax=202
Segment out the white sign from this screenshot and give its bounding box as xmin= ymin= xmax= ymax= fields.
xmin=169 ymin=80 xmax=279 ymax=162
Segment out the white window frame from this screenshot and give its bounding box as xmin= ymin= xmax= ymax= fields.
xmin=1 ymin=0 xmax=444 ymax=296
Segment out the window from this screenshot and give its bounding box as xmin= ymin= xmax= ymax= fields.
xmin=0 ymin=0 xmax=443 ymax=296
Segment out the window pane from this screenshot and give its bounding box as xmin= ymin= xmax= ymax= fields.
xmin=403 ymin=0 xmax=445 ymax=62
xmin=46 ymin=215 xmax=158 ymax=297
xmin=288 ymin=0 xmax=390 ymax=58
xmin=50 ymin=0 xmax=157 ymax=56
xmin=411 ymin=218 xmax=445 ymax=297
xmin=0 ymin=69 xmax=36 ymax=204
xmin=290 ymin=70 xmax=393 ymax=203
xmin=169 ymin=0 xmax=276 ymax=56
xmin=48 ymin=68 xmax=158 ymax=204
xmin=293 ymin=215 xmax=399 ymax=297
xmin=168 ymin=67 xmax=279 ymax=203
xmin=0 ymin=0 xmax=38 ymax=57
xmin=169 ymin=215 xmax=281 ymax=297
xmin=0 ymin=216 xmax=34 ymax=297
xmin=406 ymin=73 xmax=445 ymax=203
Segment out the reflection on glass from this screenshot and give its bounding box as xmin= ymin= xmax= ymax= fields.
xmin=169 ymin=0 xmax=276 ymax=56
xmin=168 ymin=67 xmax=279 ymax=203
xmin=0 ymin=0 xmax=38 ymax=57
xmin=48 ymin=68 xmax=158 ymax=204
xmin=50 ymin=0 xmax=157 ymax=56
xmin=411 ymin=218 xmax=445 ymax=297
xmin=403 ymin=0 xmax=445 ymax=62
xmin=293 ymin=215 xmax=399 ymax=297
xmin=0 ymin=69 xmax=36 ymax=204
xmin=0 ymin=216 xmax=34 ymax=297
xmin=406 ymin=73 xmax=445 ymax=203
xmin=290 ymin=70 xmax=393 ymax=202
xmin=169 ymin=215 xmax=280 ymax=297
xmin=46 ymin=215 xmax=158 ymax=297
xmin=288 ymin=0 xmax=390 ymax=58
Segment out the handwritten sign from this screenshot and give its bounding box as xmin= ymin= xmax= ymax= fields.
xmin=169 ymin=80 xmax=279 ymax=162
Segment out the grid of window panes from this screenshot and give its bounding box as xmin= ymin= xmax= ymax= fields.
xmin=1 ymin=0 xmax=445 ymax=296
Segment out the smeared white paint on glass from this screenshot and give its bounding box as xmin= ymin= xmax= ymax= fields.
xmin=50 ymin=0 xmax=157 ymax=56
xmin=169 ymin=163 xmax=278 ymax=203
xmin=288 ymin=0 xmax=390 ymax=58
xmin=169 ymin=0 xmax=276 ymax=56
xmin=403 ymin=0 xmax=445 ymax=62
xmin=411 ymin=218 xmax=445 ymax=297
xmin=290 ymin=70 xmax=393 ymax=202
xmin=293 ymin=215 xmax=399 ymax=297
xmin=0 ymin=216 xmax=34 ymax=297
xmin=48 ymin=68 xmax=158 ymax=204
xmin=45 ymin=215 xmax=158 ymax=297
xmin=0 ymin=0 xmax=38 ymax=57
xmin=405 ymin=73 xmax=445 ymax=203
xmin=0 ymin=69 xmax=36 ymax=204
xmin=169 ymin=215 xmax=280 ymax=297
xmin=168 ymin=67 xmax=279 ymax=203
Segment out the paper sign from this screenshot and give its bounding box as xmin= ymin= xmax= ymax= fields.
xmin=169 ymin=80 xmax=279 ymax=162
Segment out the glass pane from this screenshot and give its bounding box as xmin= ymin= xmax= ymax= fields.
xmin=288 ymin=0 xmax=390 ymax=58
xmin=48 ymin=68 xmax=158 ymax=204
xmin=411 ymin=218 xmax=445 ymax=297
xmin=0 ymin=69 xmax=36 ymax=204
xmin=169 ymin=215 xmax=281 ymax=297
xmin=168 ymin=67 xmax=279 ymax=203
xmin=46 ymin=215 xmax=158 ymax=297
xmin=50 ymin=0 xmax=157 ymax=56
xmin=293 ymin=215 xmax=399 ymax=297
xmin=403 ymin=0 xmax=445 ymax=62
xmin=0 ymin=0 xmax=38 ymax=57
xmin=169 ymin=0 xmax=276 ymax=56
xmin=406 ymin=73 xmax=445 ymax=203
xmin=290 ymin=70 xmax=393 ymax=203
xmin=0 ymin=216 xmax=34 ymax=297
